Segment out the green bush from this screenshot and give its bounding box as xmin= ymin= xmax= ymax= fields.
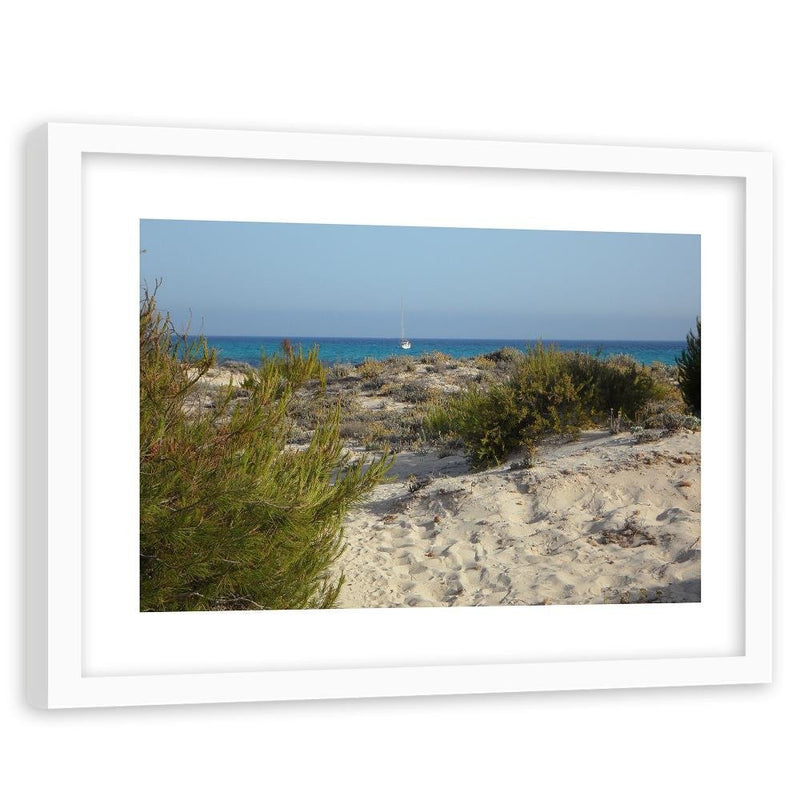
xmin=676 ymin=318 xmax=701 ymax=416
xmin=483 ymin=346 xmax=524 ymax=363
xmin=472 ymin=355 xmax=495 ymax=370
xmin=508 ymin=343 xmax=589 ymax=437
xmin=140 ymin=291 xmax=390 ymax=611
xmin=383 ymin=355 xmax=416 ymax=372
xmin=356 ymin=358 xmax=385 ymax=380
xmin=425 ymin=384 xmax=520 ymax=468
xmin=425 ymin=342 xmax=671 ymax=469
xmin=327 ymin=362 xmax=357 ymax=380
xmin=426 ymin=344 xmax=586 ymax=468
xmin=419 ymin=350 xmax=451 ymax=365
xmin=565 ymin=352 xmax=667 ymax=420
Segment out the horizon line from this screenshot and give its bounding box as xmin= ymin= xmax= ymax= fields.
xmin=193 ymin=334 xmax=686 ymax=343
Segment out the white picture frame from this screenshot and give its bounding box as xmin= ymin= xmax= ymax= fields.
xmin=26 ymin=123 xmax=772 ymax=709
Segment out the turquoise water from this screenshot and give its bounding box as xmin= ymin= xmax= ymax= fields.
xmin=199 ymin=336 xmax=684 ymax=367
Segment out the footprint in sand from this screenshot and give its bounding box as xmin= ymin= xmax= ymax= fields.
xmin=656 ymin=507 xmax=691 ymax=522
xmin=445 ymin=574 xmax=465 ymax=600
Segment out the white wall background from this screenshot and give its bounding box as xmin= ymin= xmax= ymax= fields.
xmin=2 ymin=2 xmax=795 ymax=796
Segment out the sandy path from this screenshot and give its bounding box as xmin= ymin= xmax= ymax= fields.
xmin=335 ymin=429 xmax=700 ymax=607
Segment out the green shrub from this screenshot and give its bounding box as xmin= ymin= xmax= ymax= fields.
xmin=140 ymin=291 xmax=390 ymax=611
xmin=642 ymin=411 xmax=701 ymax=432
xmin=356 ymin=358 xmax=384 ymax=380
xmin=676 ymin=318 xmax=701 ymax=416
xmin=483 ymin=347 xmax=524 ymax=363
xmin=426 ymin=344 xmax=586 ymax=468
xmin=424 ymin=342 xmax=671 ymax=469
xmin=425 ymin=384 xmax=519 ymax=468
xmin=362 ymin=420 xmax=393 ymax=449
xmin=327 ymin=362 xmax=357 ymax=380
xmin=391 ymin=381 xmax=440 ymax=404
xmin=509 ymin=343 xmax=589 ymax=437
xmin=383 ymin=355 xmax=416 ymax=372
xmin=565 ymin=352 xmax=667 ymax=420
xmin=419 ymin=350 xmax=451 ymax=365
xmin=472 ymin=355 xmax=495 ymax=370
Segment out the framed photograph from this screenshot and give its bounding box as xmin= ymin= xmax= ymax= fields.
xmin=26 ymin=123 xmax=772 ymax=708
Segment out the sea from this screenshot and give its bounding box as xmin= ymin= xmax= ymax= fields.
xmin=200 ymin=336 xmax=684 ymax=367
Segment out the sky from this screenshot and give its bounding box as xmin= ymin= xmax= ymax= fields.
xmin=140 ymin=219 xmax=700 ymax=341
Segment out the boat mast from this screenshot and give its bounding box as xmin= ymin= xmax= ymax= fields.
xmin=399 ymin=297 xmax=411 ymax=348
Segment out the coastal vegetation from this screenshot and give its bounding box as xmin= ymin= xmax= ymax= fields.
xmin=270 ymin=340 xmax=695 ymax=472
xmin=676 ymin=318 xmax=701 ymax=416
xmin=423 ymin=343 xmax=680 ymax=468
xmin=139 ymin=290 xmax=390 ymax=612
xmin=140 ymin=297 xmax=701 ymax=612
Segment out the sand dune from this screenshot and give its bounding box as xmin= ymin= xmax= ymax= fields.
xmin=336 ymin=429 xmax=700 ymax=607
xmin=189 ymin=361 xmax=700 ymax=608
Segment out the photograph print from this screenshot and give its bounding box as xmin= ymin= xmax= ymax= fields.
xmin=140 ymin=219 xmax=701 ymax=612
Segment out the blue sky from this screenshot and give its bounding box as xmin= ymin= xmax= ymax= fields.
xmin=140 ymin=219 xmax=700 ymax=340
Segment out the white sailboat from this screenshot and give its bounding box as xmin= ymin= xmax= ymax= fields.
xmin=400 ymin=298 xmax=411 ymax=350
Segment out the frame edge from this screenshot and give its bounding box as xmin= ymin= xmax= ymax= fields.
xmin=25 ymin=124 xmax=49 ymax=708
xmin=39 ymin=123 xmax=775 ymax=707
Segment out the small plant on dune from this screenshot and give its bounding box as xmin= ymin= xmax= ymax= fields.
xmin=391 ymin=381 xmax=441 ymax=405
xmin=140 ymin=289 xmax=391 ymax=612
xmin=472 ymin=355 xmax=495 ymax=370
xmin=362 ymin=420 xmax=393 ymax=450
xmin=483 ymin=346 xmax=524 ymax=364
xmin=327 ymin=362 xmax=357 ymax=381
xmin=676 ymin=318 xmax=701 ymax=416
xmin=383 ymin=355 xmax=416 ymax=372
xmin=356 ymin=358 xmax=384 ymax=380
xmin=641 ymin=411 xmax=700 ymax=433
xmin=419 ymin=350 xmax=451 ymax=365
xmin=647 ymin=360 xmax=679 ymax=386
xmin=375 ymin=380 xmax=401 ymax=397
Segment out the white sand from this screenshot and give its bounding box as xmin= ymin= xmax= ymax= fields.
xmin=336 ymin=429 xmax=700 ymax=607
